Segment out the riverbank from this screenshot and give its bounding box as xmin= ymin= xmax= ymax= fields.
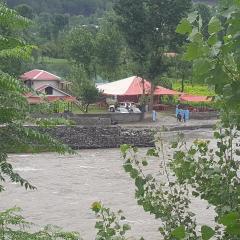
xmin=1 ymin=129 xmax=215 ymax=240
xmin=36 ymin=115 xmax=217 ymax=149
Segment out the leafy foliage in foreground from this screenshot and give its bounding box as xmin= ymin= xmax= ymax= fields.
xmin=0 ymin=72 xmax=73 ymax=192
xmin=121 ymin=123 xmax=240 ymax=239
xmin=0 ymin=207 xmax=81 ymax=240
xmin=0 ymin=2 xmax=72 ymax=192
xmin=91 ymin=202 xmax=133 ymax=240
xmin=176 ymin=0 xmax=240 ymax=123
xmin=0 ymin=2 xmax=35 ymax=75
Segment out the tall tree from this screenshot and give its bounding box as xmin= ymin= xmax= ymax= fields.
xmin=69 ymin=65 xmax=100 ymax=113
xmin=64 ymin=27 xmax=96 ymax=79
xmin=95 ymin=11 xmax=125 ymax=81
xmin=194 ymin=3 xmax=213 ymax=39
xmin=52 ymin=13 xmax=69 ymax=39
xmin=114 ymin=0 xmax=149 ymax=78
xmin=15 ymin=3 xmax=34 ymax=19
xmin=114 ymin=0 xmax=192 ymax=109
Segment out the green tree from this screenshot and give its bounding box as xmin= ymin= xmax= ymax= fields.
xmin=114 ymin=0 xmax=192 ymax=109
xmin=95 ymin=11 xmax=125 ymax=81
xmin=15 ymin=3 xmax=34 ymax=19
xmin=37 ymin=12 xmax=54 ymax=41
xmin=176 ymin=0 xmax=240 ymax=123
xmin=0 ymin=2 xmax=35 ymax=76
xmin=69 ymin=66 xmax=100 ymax=113
xmin=52 ymin=13 xmax=69 ymax=39
xmin=65 ymin=27 xmax=96 ymax=79
xmin=194 ymin=3 xmax=213 ymax=39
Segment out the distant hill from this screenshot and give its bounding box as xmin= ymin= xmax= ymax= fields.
xmin=6 ymin=0 xmax=216 ymax=16
xmin=6 ymin=0 xmax=113 ymax=16
xmin=194 ymin=0 xmax=216 ymax=4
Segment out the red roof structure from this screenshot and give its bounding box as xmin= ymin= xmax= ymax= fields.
xmin=154 ymin=86 xmax=181 ymax=96
xmin=98 ymin=76 xmax=151 ymax=96
xmin=98 ymin=76 xmax=180 ymax=96
xmin=26 ymin=96 xmax=76 ymax=104
xmin=24 ymin=84 xmax=76 ymax=104
xmin=179 ymin=95 xmax=213 ymax=102
xmin=20 ymin=69 xmax=61 ymax=81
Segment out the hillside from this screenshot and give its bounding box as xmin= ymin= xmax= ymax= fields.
xmin=6 ymin=0 xmax=216 ymax=16
xmin=6 ymin=0 xmax=113 ymax=16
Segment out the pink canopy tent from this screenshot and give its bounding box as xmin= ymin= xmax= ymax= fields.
xmin=154 ymin=86 xmax=181 ymax=95
xmin=179 ymin=94 xmax=213 ymax=102
xmin=97 ymin=76 xmax=179 ymax=96
xmin=97 ymin=76 xmax=151 ymax=96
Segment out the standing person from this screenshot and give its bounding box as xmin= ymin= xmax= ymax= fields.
xmin=152 ymin=110 xmax=157 ymax=122
xmin=183 ymin=111 xmax=186 ymax=122
xmin=177 ymin=112 xmax=182 ymax=122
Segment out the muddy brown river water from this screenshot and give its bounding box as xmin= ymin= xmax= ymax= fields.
xmin=1 ymin=129 xmax=216 ymax=239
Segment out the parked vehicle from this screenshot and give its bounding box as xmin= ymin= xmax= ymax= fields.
xmin=115 ymin=107 xmax=129 ymax=113
xmin=108 ymin=102 xmax=141 ymax=113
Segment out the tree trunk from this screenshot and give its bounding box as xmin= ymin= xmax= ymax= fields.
xmin=85 ymin=103 xmax=90 ymax=113
xmin=181 ymin=77 xmax=184 ymax=92
xmin=149 ymin=84 xmax=154 ymax=112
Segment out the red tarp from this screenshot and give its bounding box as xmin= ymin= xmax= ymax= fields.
xmin=179 ymin=95 xmax=213 ymax=102
xmin=154 ymin=86 xmax=181 ymax=96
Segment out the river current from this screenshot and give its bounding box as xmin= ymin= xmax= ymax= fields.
xmin=1 ymin=129 xmax=215 ymax=239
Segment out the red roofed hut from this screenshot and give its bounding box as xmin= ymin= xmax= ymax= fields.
xmin=20 ymin=69 xmax=75 ymax=111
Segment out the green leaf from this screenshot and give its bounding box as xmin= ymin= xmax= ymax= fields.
xmin=130 ymin=168 xmax=139 ymax=179
xmin=208 ymin=34 xmax=218 ymax=46
xmin=123 ymin=163 xmax=133 ymax=173
xmin=201 ymin=225 xmax=215 ymax=240
xmin=91 ymin=201 xmax=102 ymax=213
xmin=208 ymin=17 xmax=222 ymax=34
xmin=123 ymin=223 xmax=131 ymax=231
xmin=171 ymin=225 xmax=185 ymax=239
xmin=147 ymin=148 xmax=158 ymax=157
xmin=187 ymin=11 xmax=199 ymax=23
xmin=142 ymin=160 xmax=148 ymax=166
xmin=189 ymin=29 xmax=203 ymax=42
xmin=193 ymin=58 xmax=211 ymax=76
xmin=120 ymin=144 xmax=131 ymax=158
xmin=226 ymin=223 xmax=240 ymax=235
xmin=95 ymin=221 xmax=104 ymax=229
xmin=176 ymin=18 xmax=192 ymax=34
xmin=184 ymin=42 xmax=209 ymax=61
xmin=219 ymin=212 xmax=239 ymax=226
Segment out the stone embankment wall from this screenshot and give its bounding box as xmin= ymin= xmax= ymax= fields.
xmin=32 ymin=113 xmax=143 ymax=125
xmin=38 ymin=126 xmax=155 ymax=149
xmin=190 ymin=111 xmax=218 ymax=120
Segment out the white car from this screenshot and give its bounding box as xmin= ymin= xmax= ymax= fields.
xmin=115 ymin=107 xmax=129 ymax=113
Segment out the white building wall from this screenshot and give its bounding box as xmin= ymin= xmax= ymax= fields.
xmin=51 ymin=89 xmax=66 ymax=96
xmin=32 ymin=80 xmax=59 ymax=89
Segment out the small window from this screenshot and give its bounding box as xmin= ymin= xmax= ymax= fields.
xmin=24 ymin=80 xmax=32 ymax=88
xmin=45 ymin=86 xmax=53 ymax=95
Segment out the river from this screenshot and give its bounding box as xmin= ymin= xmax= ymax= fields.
xmin=1 ymin=129 xmax=215 ymax=239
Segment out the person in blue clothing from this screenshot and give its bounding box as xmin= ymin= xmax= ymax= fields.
xmin=176 ymin=104 xmax=182 ymax=122
xmin=177 ymin=112 xmax=182 ymax=122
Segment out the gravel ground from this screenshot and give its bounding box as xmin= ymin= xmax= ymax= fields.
xmin=1 ymin=129 xmax=216 ymax=240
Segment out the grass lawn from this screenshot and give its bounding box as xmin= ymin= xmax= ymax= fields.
xmin=39 ymin=57 xmax=71 ymax=78
xmin=72 ymin=104 xmax=107 ymax=114
xmin=173 ymin=82 xmax=215 ymax=96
